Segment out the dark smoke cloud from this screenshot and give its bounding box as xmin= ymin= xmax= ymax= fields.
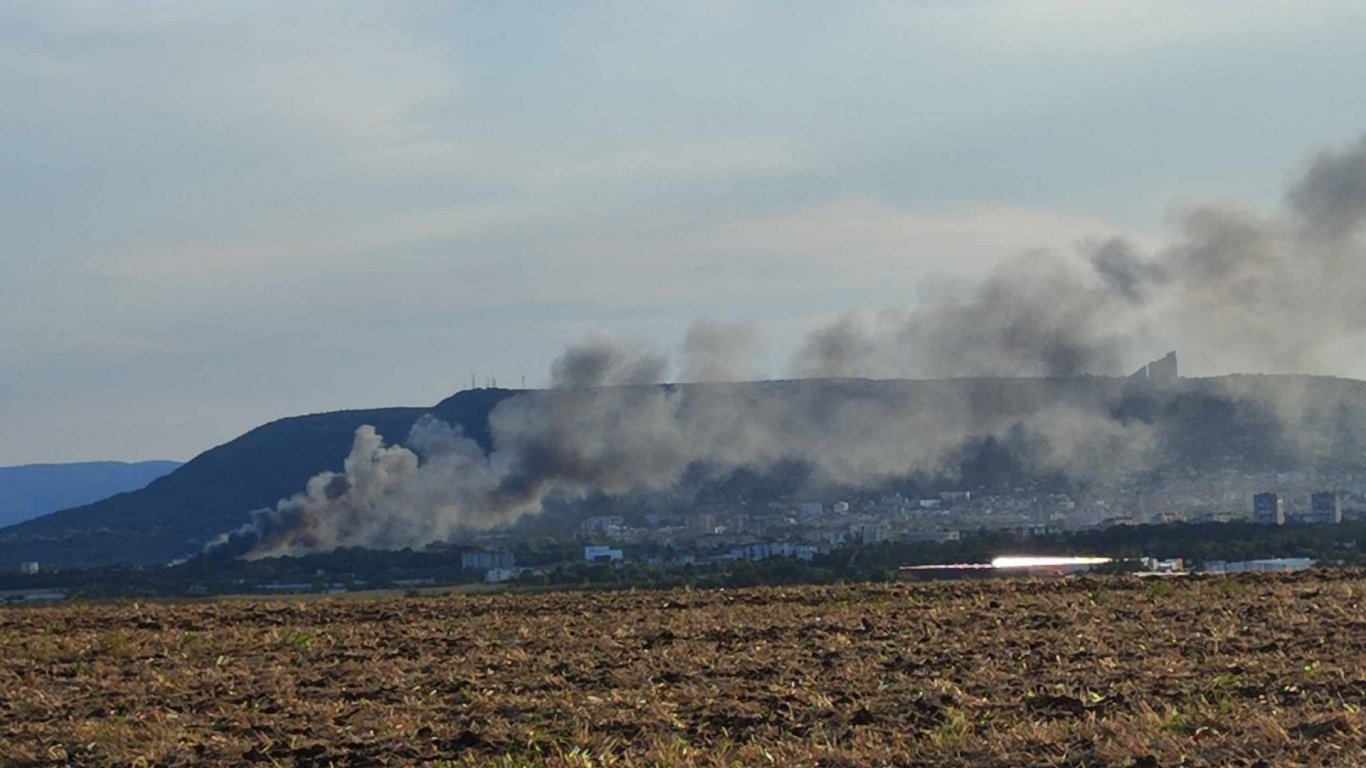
xmin=1289 ymin=135 xmax=1366 ymax=240
xmin=1088 ymin=238 xmax=1169 ymax=304
xmin=210 ymin=134 xmax=1366 ymax=559
xmin=793 ymin=134 xmax=1366 ymax=380
xmin=549 ymin=335 xmax=669 ymax=388
xmin=792 ymin=251 xmax=1136 ymax=378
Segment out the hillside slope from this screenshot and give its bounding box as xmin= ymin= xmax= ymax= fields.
xmin=0 ymin=461 xmax=182 ymax=528
xmin=5 ymin=377 xmax=1366 ymax=567
xmin=0 ymin=388 xmax=518 ymax=567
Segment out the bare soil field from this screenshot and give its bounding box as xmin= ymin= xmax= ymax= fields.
xmin=3 ymin=573 xmax=1366 ymax=767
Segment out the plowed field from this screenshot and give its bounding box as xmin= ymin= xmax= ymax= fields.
xmin=4 ymin=573 xmax=1366 ymax=766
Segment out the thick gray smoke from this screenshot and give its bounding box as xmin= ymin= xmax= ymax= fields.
xmin=793 ymin=251 xmax=1138 ymax=378
xmin=549 ymin=335 xmax=669 ymax=388
xmin=212 ymin=373 xmax=1157 ymax=559
xmin=211 ymin=135 xmax=1366 ymax=559
xmin=681 ymin=319 xmax=763 ymax=383
xmin=207 ymin=418 xmax=513 ymax=558
xmin=793 ymin=135 xmax=1366 ymax=380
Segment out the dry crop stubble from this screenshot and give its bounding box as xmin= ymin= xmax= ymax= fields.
xmin=3 ymin=573 xmax=1366 ymax=766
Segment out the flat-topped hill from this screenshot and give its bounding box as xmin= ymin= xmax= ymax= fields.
xmin=4 ymin=376 xmax=1365 ymax=566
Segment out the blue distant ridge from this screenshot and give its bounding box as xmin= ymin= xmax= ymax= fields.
xmin=0 ymin=461 xmax=182 ymax=527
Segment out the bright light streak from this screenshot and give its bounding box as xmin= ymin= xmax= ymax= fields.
xmin=990 ymin=556 xmax=1111 ymax=569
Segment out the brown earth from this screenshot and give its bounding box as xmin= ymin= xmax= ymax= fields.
xmin=3 ymin=573 xmax=1366 ymax=767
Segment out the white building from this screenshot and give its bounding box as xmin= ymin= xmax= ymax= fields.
xmin=584 ymin=545 xmax=623 ymax=563
xmin=728 ymin=542 xmax=816 ymax=562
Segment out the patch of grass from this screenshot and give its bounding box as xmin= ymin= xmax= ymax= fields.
xmin=1144 ymin=579 xmax=1175 ymax=598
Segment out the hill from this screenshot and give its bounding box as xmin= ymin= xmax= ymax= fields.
xmin=0 ymin=388 xmax=516 ymax=567
xmin=0 ymin=461 xmax=182 ymax=528
xmin=5 ymin=376 xmax=1366 ymax=567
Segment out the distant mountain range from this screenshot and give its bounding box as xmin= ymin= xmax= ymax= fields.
xmin=5 ymin=376 xmax=1366 ymax=568
xmin=0 ymin=461 xmax=182 ymax=529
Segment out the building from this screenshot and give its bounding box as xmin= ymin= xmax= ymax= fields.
xmin=584 ymin=545 xmax=623 ymax=563
xmin=1203 ymin=558 xmax=1314 ymax=574
xmin=0 ymin=589 xmax=65 ymax=604
xmin=1130 ymin=351 xmax=1179 ymax=380
xmin=1141 ymin=557 xmax=1184 ymax=573
xmin=1189 ymin=510 xmax=1238 ymax=524
xmin=260 ymin=583 xmax=315 ymax=593
xmin=1252 ymin=492 xmax=1285 ymax=525
xmin=900 ymin=530 xmax=961 ymax=544
xmin=1307 ymin=491 xmax=1342 ymax=524
xmin=729 ymin=542 xmax=816 ymax=562
xmin=857 ymin=522 xmax=891 ymax=545
xmin=686 ymin=513 xmax=717 ymax=536
xmin=19 ymin=561 xmax=39 ymax=575
xmin=578 ymin=515 xmax=624 ymax=534
xmin=461 ymin=550 xmax=515 ymax=571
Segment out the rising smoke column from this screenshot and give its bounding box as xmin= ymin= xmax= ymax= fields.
xmin=211 ymin=134 xmax=1366 ymax=559
xmin=206 ymin=417 xmax=512 ymax=558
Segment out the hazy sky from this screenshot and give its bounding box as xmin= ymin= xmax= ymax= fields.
xmin=4 ymin=1 xmax=1366 ymax=464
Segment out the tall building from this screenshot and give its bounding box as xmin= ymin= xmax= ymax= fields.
xmin=1130 ymin=351 xmax=1179 ymax=380
xmin=1147 ymin=351 xmax=1178 ymax=379
xmin=1307 ymin=491 xmax=1342 ymax=524
xmin=687 ymin=513 xmax=717 ymax=536
xmin=1252 ymin=492 xmax=1285 ymax=525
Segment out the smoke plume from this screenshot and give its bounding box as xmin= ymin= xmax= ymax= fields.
xmin=793 ymin=135 xmax=1366 ymax=379
xmin=211 ymin=373 xmax=1157 ymax=559
xmin=681 ymin=319 xmax=763 ymax=383
xmin=549 ymin=334 xmax=669 ymax=388
xmin=210 ymin=134 xmax=1366 ymax=559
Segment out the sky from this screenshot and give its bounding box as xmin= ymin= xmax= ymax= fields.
xmin=3 ymin=1 xmax=1366 ymax=465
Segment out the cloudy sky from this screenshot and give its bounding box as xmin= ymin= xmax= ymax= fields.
xmin=4 ymin=1 xmax=1366 ymax=464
